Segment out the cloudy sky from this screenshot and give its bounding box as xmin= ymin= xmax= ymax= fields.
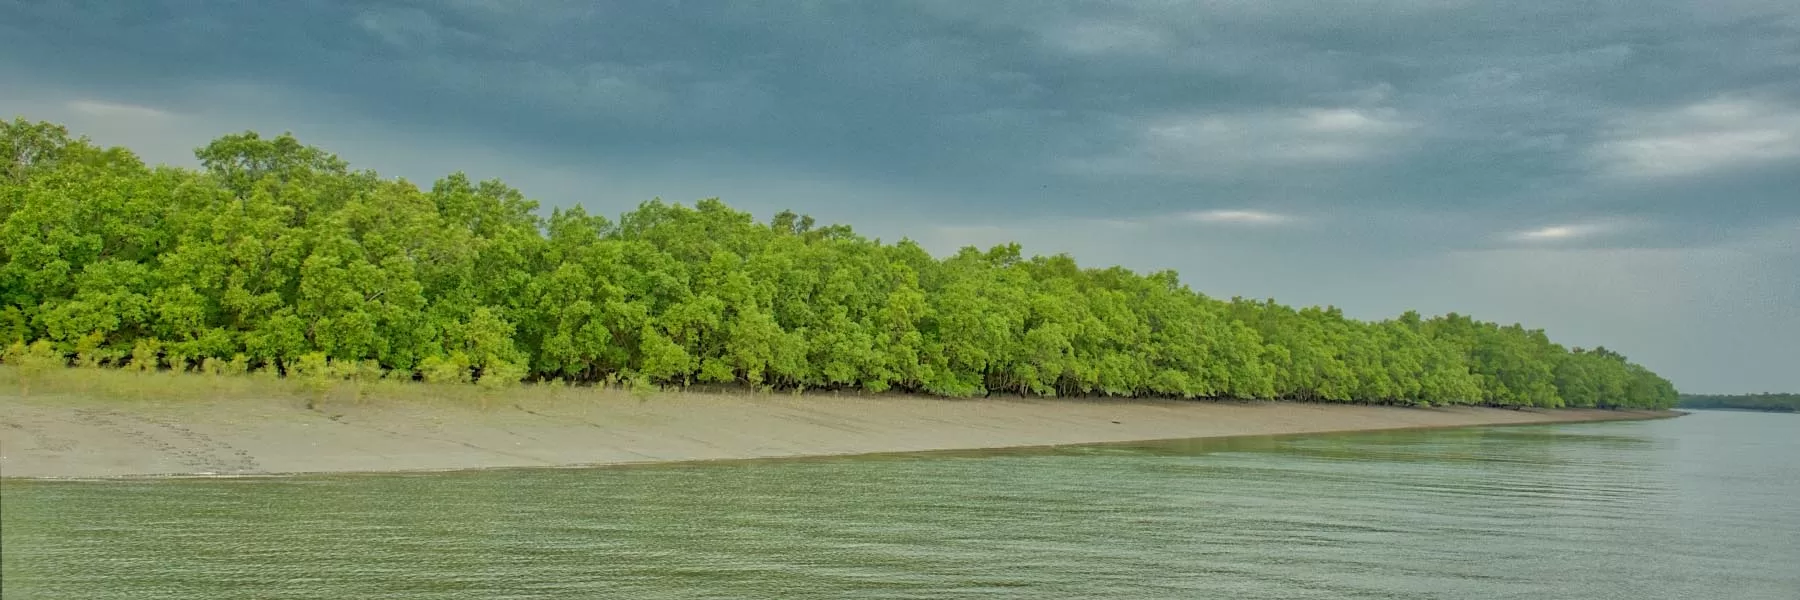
xmin=3 ymin=0 xmax=1796 ymax=393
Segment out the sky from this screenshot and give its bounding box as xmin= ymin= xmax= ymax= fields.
xmin=2 ymin=0 xmax=1796 ymax=393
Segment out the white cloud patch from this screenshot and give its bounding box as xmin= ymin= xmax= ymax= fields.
xmin=1509 ymin=223 xmax=1610 ymax=242
xmin=1068 ymin=107 xmax=1414 ymax=178
xmin=66 ymin=99 xmax=170 ymax=120
xmin=1591 ymin=95 xmax=1800 ymax=179
xmin=1503 ymin=218 xmax=1646 ymax=244
xmin=1183 ymin=209 xmax=1295 ymax=225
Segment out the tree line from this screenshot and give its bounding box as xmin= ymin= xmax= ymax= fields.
xmin=0 ymin=119 xmax=1678 ymax=409
xmin=1678 ymin=394 xmax=1799 ymax=412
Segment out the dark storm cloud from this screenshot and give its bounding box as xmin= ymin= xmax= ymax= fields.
xmin=5 ymin=0 xmax=1796 ymax=223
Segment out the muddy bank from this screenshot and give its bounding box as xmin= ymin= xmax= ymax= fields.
xmin=0 ymin=390 xmax=1675 ymax=478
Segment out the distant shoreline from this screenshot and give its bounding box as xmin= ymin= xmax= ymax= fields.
xmin=0 ymin=389 xmax=1677 ymax=480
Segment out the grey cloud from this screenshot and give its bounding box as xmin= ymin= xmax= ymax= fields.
xmin=1589 ymin=94 xmax=1800 ymax=179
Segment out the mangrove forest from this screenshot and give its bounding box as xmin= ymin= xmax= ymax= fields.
xmin=1678 ymin=394 xmax=1799 ymax=412
xmin=0 ymin=119 xmax=1679 ymax=409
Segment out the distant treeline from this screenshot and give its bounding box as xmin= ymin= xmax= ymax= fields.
xmin=0 ymin=119 xmax=1677 ymax=409
xmin=1678 ymin=394 xmax=1799 ymax=412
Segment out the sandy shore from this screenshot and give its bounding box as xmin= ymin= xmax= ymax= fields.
xmin=0 ymin=390 xmax=1675 ymax=478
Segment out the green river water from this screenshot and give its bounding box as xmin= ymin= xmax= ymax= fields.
xmin=3 ymin=409 xmax=1796 ymax=599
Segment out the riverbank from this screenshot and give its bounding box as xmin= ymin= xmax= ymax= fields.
xmin=0 ymin=377 xmax=1676 ymax=478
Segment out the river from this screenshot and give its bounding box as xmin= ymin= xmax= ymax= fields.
xmin=2 ymin=409 xmax=1795 ymax=599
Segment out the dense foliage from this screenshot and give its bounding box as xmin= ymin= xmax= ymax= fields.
xmin=1678 ymin=394 xmax=1799 ymax=412
xmin=1 ymin=119 xmax=1678 ymax=408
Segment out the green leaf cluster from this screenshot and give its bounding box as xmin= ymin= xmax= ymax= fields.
xmin=0 ymin=119 xmax=1678 ymax=409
